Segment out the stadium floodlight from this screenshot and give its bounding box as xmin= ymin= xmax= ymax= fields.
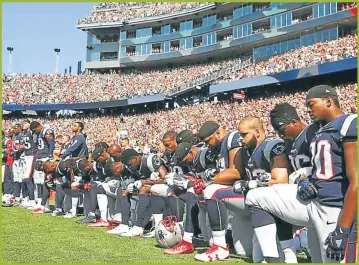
xmin=7 ymin=47 xmax=14 ymax=73
xmin=54 ymin=48 xmax=61 ymax=73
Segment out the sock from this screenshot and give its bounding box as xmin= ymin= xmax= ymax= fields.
xmin=97 ymin=194 xmax=108 ymax=221
xmin=71 ymin=197 xmax=79 ymax=215
xmin=153 ymin=213 xmax=163 ymax=227
xmin=280 ymin=239 xmax=298 ymax=263
xmin=88 ymin=212 xmax=95 ymax=217
xmin=212 ymin=230 xmax=227 ymax=248
xmin=113 ymin=213 xmax=122 ymax=222
xmin=183 ymin=232 xmax=193 ymax=244
xmin=254 ymin=224 xmax=280 ymax=258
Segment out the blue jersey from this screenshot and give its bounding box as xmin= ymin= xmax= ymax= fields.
xmin=21 ymin=130 xmax=37 ymax=156
xmin=37 ymin=128 xmax=55 ymax=159
xmin=12 ymin=133 xmax=23 ymax=160
xmin=287 ymin=123 xmax=320 ymax=172
xmin=60 ymin=133 xmax=88 ymax=159
xmin=309 ymin=114 xmax=357 ymax=208
xmin=243 ymin=137 xmax=286 ymax=180
xmin=192 ymin=147 xmax=217 ymax=178
xmin=218 ymin=131 xmax=242 ymax=171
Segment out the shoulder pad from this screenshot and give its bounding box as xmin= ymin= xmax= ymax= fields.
xmin=340 ymin=114 xmax=357 ymax=139
xmin=147 ymin=154 xmax=161 ymax=172
xmin=227 ymin=131 xmax=242 ymax=151
xmin=264 ymin=139 xmax=286 ymax=162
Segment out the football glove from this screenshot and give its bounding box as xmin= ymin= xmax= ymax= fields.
xmin=297 ymin=177 xmax=318 ymax=201
xmin=233 ymin=180 xmax=257 ymax=193
xmin=173 ymin=175 xmax=189 ymax=190
xmin=150 ymin=172 xmax=160 ymax=181
xmin=165 ymin=172 xmax=176 ymax=187
xmin=127 ymin=183 xmax=134 ymax=193
xmin=288 ymin=167 xmax=312 ymax=184
xmin=134 ymin=180 xmax=142 ymax=190
xmin=325 ymin=226 xmax=351 ymax=261
xmin=204 ymin=168 xmax=217 ymax=181
xmin=256 ymin=172 xmax=271 ymax=187
xmin=193 ymin=179 xmax=206 ymax=195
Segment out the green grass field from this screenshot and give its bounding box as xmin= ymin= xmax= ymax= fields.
xmin=1 ymin=207 xmax=250 ymax=263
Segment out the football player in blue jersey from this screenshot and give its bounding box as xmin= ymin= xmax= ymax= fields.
xmin=244 ymin=85 xmax=357 ymax=263
xmin=235 ymin=116 xmax=297 ymax=263
xmin=193 ymin=121 xmax=255 ymax=262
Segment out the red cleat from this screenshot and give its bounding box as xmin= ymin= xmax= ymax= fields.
xmin=164 ymin=240 xmax=195 ymax=255
xmin=31 ymin=208 xmax=45 ymax=214
xmin=88 ymin=218 xmax=109 ymax=228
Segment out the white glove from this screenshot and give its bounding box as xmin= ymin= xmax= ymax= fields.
xmin=289 ymin=167 xmax=312 ymax=184
xmin=165 ymin=173 xmax=176 ymax=186
xmin=108 ymin=179 xmax=120 ymax=188
xmin=150 ymin=172 xmax=160 ymax=181
xmin=256 ymin=172 xmax=271 ymax=187
xmin=127 ymin=183 xmax=134 ymax=193
xmin=134 ymin=180 xmax=142 ymax=190
xmin=173 ymin=178 xmax=189 ymax=189
xmin=74 ymin=176 xmax=82 ymax=183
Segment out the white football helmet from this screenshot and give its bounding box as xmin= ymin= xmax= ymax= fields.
xmin=2 ymin=194 xmax=15 ymax=207
xmin=155 ymin=216 xmax=182 ymax=249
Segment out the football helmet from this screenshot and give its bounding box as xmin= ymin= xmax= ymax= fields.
xmin=155 ymin=216 xmax=182 ymax=249
xmin=2 ymin=194 xmax=15 ymax=207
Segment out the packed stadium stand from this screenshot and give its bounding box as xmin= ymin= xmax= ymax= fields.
xmin=3 ymin=2 xmax=358 ymax=151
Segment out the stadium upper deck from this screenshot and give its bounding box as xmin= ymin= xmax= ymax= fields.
xmin=77 ymin=2 xmax=357 ymax=71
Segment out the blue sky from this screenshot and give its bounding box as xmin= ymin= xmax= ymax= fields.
xmin=2 ymin=2 xmax=95 ymax=74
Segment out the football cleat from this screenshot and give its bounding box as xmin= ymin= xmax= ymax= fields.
xmin=142 ymin=227 xmax=156 ymax=238
xmin=88 ymin=218 xmax=109 ymax=227
xmin=194 ymin=244 xmax=230 ymax=262
xmin=26 ymin=201 xmax=37 ymax=210
xmin=51 ymin=209 xmax=65 ymax=217
xmin=64 ymin=212 xmax=77 ymax=219
xmin=119 ymin=226 xmax=143 ymax=237
xmin=20 ymin=200 xmax=29 ymax=208
xmin=108 ymin=224 xmax=130 ymax=235
xmin=76 ymin=215 xmax=96 ymax=224
xmin=31 ymin=207 xmax=50 ymax=214
xmin=164 ymin=240 xmax=195 ymax=255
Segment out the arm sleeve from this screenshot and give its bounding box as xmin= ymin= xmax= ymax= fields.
xmin=60 ymin=135 xmax=84 ymax=159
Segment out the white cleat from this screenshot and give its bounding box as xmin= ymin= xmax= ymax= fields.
xmin=119 ymin=226 xmax=143 ymax=238
xmin=26 ymin=201 xmax=37 ymax=210
xmin=194 ymin=244 xmax=230 ymax=262
xmin=20 ymin=200 xmax=29 ymax=208
xmin=64 ymin=212 xmax=77 ymax=218
xmin=107 ymin=224 xmax=130 ymax=235
xmin=142 ymin=228 xmax=156 ymax=238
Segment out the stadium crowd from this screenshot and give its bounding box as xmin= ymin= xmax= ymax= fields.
xmin=216 ymin=34 xmax=357 ymax=83
xmin=2 ymin=34 xmax=357 ymax=105
xmin=78 ymin=2 xmax=211 ymax=25
xmin=3 ymin=83 xmax=357 ymax=152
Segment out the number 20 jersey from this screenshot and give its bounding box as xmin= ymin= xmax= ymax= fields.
xmin=309 ymin=114 xmax=357 ymax=208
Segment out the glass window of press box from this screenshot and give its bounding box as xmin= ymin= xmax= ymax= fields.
xmin=203 ymin=14 xmax=217 ymax=27
xmin=180 ymin=20 xmax=193 ymax=31
xmin=202 ymin=32 xmax=216 ymax=46
xmin=161 ymin=42 xmax=170 ymax=53
xmin=180 ymin=38 xmax=193 ymax=50
xmin=254 ymin=26 xmax=338 ymax=58
xmin=135 ymin=43 xmax=152 ymax=55
xmin=233 ymin=23 xmax=253 ymax=39
xmin=233 ymin=4 xmax=253 ymax=19
xmin=136 ymin=27 xmax=152 ymax=38
xmin=161 ymin=24 xmax=171 ymax=35
xmin=270 ymin=12 xmax=292 ymax=29
xmin=313 ymin=2 xmax=337 ymax=19
xmin=120 ymin=31 xmax=127 ymax=41
xmin=271 ymin=2 xmax=284 ymax=8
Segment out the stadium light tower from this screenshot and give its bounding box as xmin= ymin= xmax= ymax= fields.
xmin=7 ymin=47 xmax=14 ymax=73
xmin=54 ymin=48 xmax=61 ymax=73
